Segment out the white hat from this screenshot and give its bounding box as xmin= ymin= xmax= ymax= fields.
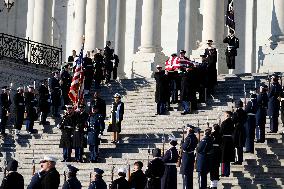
xmin=113 ymin=93 xmax=121 ymax=98
xmin=17 ymin=87 xmax=23 ymax=90
xmin=156 ymin=65 xmax=162 ymax=68
xmin=168 ymin=135 xmax=177 ymax=142
xmin=40 ymin=156 xmax=57 ymax=163
xmin=117 ymin=167 xmax=127 ymax=174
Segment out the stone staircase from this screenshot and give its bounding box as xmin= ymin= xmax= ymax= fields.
xmin=0 ymin=59 xmax=284 ymax=188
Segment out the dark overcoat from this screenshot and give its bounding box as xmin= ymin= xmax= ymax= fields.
xmin=220 ymin=118 xmax=235 ymax=162
xmin=196 ymin=135 xmax=213 ymax=173
xmin=256 ymin=92 xmax=268 ymax=126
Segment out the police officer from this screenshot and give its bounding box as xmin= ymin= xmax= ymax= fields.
xmin=223 ymin=29 xmax=239 ymax=73
xmin=50 ymin=71 xmax=61 ymax=117
xmin=244 ymin=94 xmax=258 ymax=153
xmin=58 ymin=105 xmax=74 ymax=162
xmin=145 ymin=148 xmax=165 ymax=189
xmin=232 ymin=100 xmax=247 ymax=164
xmin=128 ymin=161 xmax=147 ymax=189
xmin=180 ymin=124 xmax=198 ymax=189
xmin=204 ymin=40 xmax=217 ymax=94
xmin=268 ymin=74 xmax=282 ymax=133
xmin=196 ymin=128 xmax=213 ymax=189
xmin=110 ymin=168 xmax=130 ymax=189
xmin=25 ymin=85 xmax=38 ymax=134
xmin=0 ymin=86 xmax=11 ymax=137
xmin=0 ymin=159 xmax=24 ymax=189
xmin=14 ymin=87 xmax=25 ymax=135
xmin=88 ymin=105 xmax=104 ymax=163
xmin=60 ymin=64 xmax=72 ymax=108
xmin=62 ymin=165 xmax=82 ymax=189
xmin=161 ymin=136 xmax=179 ymax=189
xmin=83 ymin=52 xmax=94 ymax=94
xmin=38 ymin=79 xmax=50 ymax=125
xmin=88 ymin=168 xmax=107 ymax=189
xmin=220 ymin=111 xmax=235 ymax=177
xmin=256 ymin=85 xmax=269 ymax=142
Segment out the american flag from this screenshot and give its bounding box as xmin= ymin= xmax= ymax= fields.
xmin=225 ymin=0 xmax=235 ymax=30
xmin=68 ymin=46 xmax=85 ymax=104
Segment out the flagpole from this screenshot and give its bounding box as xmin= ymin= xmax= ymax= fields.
xmin=77 ymin=35 xmax=85 ymax=106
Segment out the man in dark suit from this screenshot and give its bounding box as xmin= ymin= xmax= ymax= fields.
xmin=223 ymin=29 xmax=239 ymax=73
xmin=14 ymin=87 xmax=25 ymax=135
xmin=204 ymin=40 xmax=217 ymax=94
xmin=49 ymin=71 xmax=61 ymax=117
xmin=60 ymin=64 xmax=72 ymax=108
xmin=0 ymin=159 xmax=24 ymax=189
xmin=38 ymin=79 xmax=50 ymax=125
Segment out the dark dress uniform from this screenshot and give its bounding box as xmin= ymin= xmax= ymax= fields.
xmin=220 ymin=117 xmax=235 ymax=176
xmin=0 ymin=91 xmax=11 ymax=135
xmin=180 ymin=132 xmax=198 ymax=189
xmin=128 ymin=169 xmax=147 ymax=189
xmin=244 ymin=96 xmax=257 ymax=153
xmin=204 ymin=47 xmax=217 ymax=93
xmin=180 ymin=68 xmax=195 ymax=114
xmin=232 ymin=107 xmax=247 ymax=163
xmin=60 ymin=69 xmax=72 ymax=106
xmin=25 ymin=91 xmax=38 ymax=133
xmin=197 ymin=59 xmax=208 ymax=103
xmin=14 ymin=91 xmax=25 ymax=131
xmin=40 ymin=167 xmax=60 ymax=189
xmin=83 ymin=56 xmax=94 ymax=91
xmin=90 ymin=97 xmax=106 ymax=118
xmin=108 ymin=101 xmax=124 ymax=133
xmin=154 ymin=71 xmax=169 ymax=115
xmin=268 ymin=82 xmax=282 ymax=132
xmin=38 ymin=83 xmax=50 ymax=124
xmin=93 ymin=53 xmax=105 ymax=89
xmin=62 ymin=177 xmax=82 ymax=189
xmin=59 ymin=111 xmax=74 ymax=161
xmin=103 ymin=46 xmax=114 ymax=84
xmin=223 ymin=35 xmax=239 ymax=69
xmin=110 ymin=176 xmax=130 ymax=189
xmin=256 ymin=91 xmax=269 ymax=142
xmin=196 ymin=135 xmax=213 ymax=189
xmin=0 ymin=171 xmax=24 ymax=189
xmin=145 ymin=157 xmax=165 ymax=189
xmin=280 ymin=88 xmax=284 ymax=127
xmin=161 ymin=146 xmax=179 ymax=189
xmin=113 ymin=54 xmax=119 ymax=80
xmin=27 ymin=171 xmax=45 ymax=189
xmin=88 ymin=177 xmax=107 ymax=189
xmin=73 ymin=110 xmax=89 ymax=162
xmin=50 ymin=77 xmax=61 ymax=117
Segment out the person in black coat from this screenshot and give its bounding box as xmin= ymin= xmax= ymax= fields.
xmin=110 ymin=168 xmax=130 ymax=189
xmin=39 ymin=156 xmax=60 ymax=189
xmin=180 ymin=67 xmax=195 ymax=115
xmin=14 ymin=87 xmax=25 ymax=135
xmin=280 ymin=86 xmax=284 ymax=129
xmin=180 ymin=124 xmax=198 ymax=189
xmin=38 ymin=79 xmax=50 ymax=125
xmin=128 ymin=161 xmax=147 ymax=189
xmin=49 ymin=71 xmax=61 ymax=117
xmin=268 ymin=75 xmax=282 ymax=133
xmin=244 ymin=94 xmax=258 ymax=153
xmin=0 ymin=86 xmax=11 ymax=136
xmin=232 ymin=100 xmax=247 ymax=164
xmin=88 ymin=168 xmax=107 ymax=189
xmin=58 ymin=105 xmax=74 ymax=162
xmin=25 ymin=86 xmax=38 ymax=134
xmin=161 ymin=136 xmax=179 ymax=189
xmin=93 ymin=49 xmax=105 ymax=89
xmin=90 ymin=91 xmax=106 ymax=119
xmin=154 ymin=65 xmax=169 ymax=115
xmin=60 ymin=65 xmax=72 ymax=108
xmin=197 ymin=55 xmax=209 ymax=103
xmin=62 ymin=165 xmax=82 ymax=189
xmin=103 ymin=41 xmax=114 ymax=84
xmin=68 ymin=50 xmax=77 ymax=63
xmin=196 ymin=128 xmax=213 ymax=189
xmin=220 ymin=111 xmax=235 ymax=177
xmin=83 ymin=52 xmax=94 ymax=93
xmin=0 ymin=159 xmax=24 ymax=189
xmin=145 ymin=148 xmax=165 ymax=189
xmin=223 ymin=29 xmax=239 ymax=71
xmin=256 ymin=86 xmax=269 ymax=142
xmin=113 ymin=54 xmax=119 ymax=80
xmin=27 ymin=170 xmax=46 ymax=189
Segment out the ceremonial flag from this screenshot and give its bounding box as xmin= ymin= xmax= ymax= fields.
xmin=68 ymin=45 xmax=85 ymax=104
xmin=225 ymin=0 xmax=235 ymax=30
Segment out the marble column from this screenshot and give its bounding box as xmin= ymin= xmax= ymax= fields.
xmin=184 ymin=0 xmax=198 ymax=54
xmin=73 ymin=0 xmax=86 ymax=53
xmin=85 ymin=0 xmax=105 ymax=51
xmin=272 ymin=0 xmax=284 ymax=42
xmin=115 ymin=0 xmax=126 ymax=78
xmin=32 ymin=0 xmax=53 ymax=45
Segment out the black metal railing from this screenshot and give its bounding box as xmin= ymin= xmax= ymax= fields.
xmin=0 ymin=33 xmax=62 ymax=68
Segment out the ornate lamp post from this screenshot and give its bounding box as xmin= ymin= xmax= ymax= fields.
xmin=4 ymin=0 xmax=14 ymax=12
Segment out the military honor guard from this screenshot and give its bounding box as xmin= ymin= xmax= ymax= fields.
xmin=0 ymin=159 xmax=24 ymax=189
xmin=27 ymin=169 xmax=46 ymax=189
xmin=14 ymin=87 xmax=25 ymax=135
xmin=145 ymin=148 xmax=165 ymax=189
xmin=25 ymin=85 xmax=38 ymax=134
xmin=49 ymin=70 xmax=61 ymax=117
xmin=88 ymin=168 xmax=107 ymax=189
xmin=223 ymin=29 xmax=239 ymax=74
xmin=62 ymin=165 xmax=82 ymax=189
xmin=128 ymin=161 xmax=147 ymax=189
xmin=180 ymin=124 xmax=198 ymax=189
xmin=0 ymin=86 xmax=11 ymax=136
xmin=110 ymin=168 xmax=130 ymax=189
xmin=60 ymin=64 xmax=72 ymax=108
xmin=39 ymin=156 xmax=60 ymax=189
xmin=256 ymin=85 xmax=269 ymax=142
xmin=38 ymin=79 xmax=50 ymax=125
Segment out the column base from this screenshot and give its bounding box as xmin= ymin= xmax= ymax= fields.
xmin=132 ymin=51 xmax=168 ymax=78
xmin=191 ymin=43 xmax=228 ymax=74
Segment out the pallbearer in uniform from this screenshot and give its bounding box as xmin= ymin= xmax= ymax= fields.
xmin=256 ymin=85 xmax=269 ymax=142
xmin=88 ymin=168 xmax=107 ymax=189
xmin=110 ymin=168 xmax=130 ymax=189
xmin=165 ymin=54 xmax=178 ymax=105
xmin=62 ymin=165 xmax=82 ymax=189
xmin=38 ymin=79 xmax=50 ymax=125
xmin=180 ymin=125 xmax=198 ymax=189
xmin=25 ymin=85 xmax=38 ymax=134
xmin=50 ymin=71 xmax=61 ymax=117
xmin=128 ymin=161 xmax=147 ymax=189
xmin=0 ymin=159 xmax=24 ymax=189
xmin=60 ymin=64 xmax=72 ymax=108
xmin=14 ymin=87 xmax=25 ymax=135
xmin=161 ymin=136 xmax=179 ymax=189
xmin=204 ymin=40 xmax=217 ymax=94
xmin=0 ymin=86 xmax=11 ymax=136
xmin=223 ymin=29 xmax=239 ymax=73
xmin=268 ymin=74 xmax=282 ymax=133
xmin=145 ymin=148 xmax=165 ymax=189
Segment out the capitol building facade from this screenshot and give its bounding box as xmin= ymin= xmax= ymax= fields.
xmin=0 ymin=0 xmax=283 ymax=78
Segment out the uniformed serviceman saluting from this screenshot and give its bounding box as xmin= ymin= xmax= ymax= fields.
xmin=0 ymin=159 xmax=24 ymax=189
xmin=0 ymin=86 xmax=11 ymax=137
xmin=88 ymin=168 xmax=107 ymax=189
xmin=14 ymin=87 xmax=25 ymax=135
xmin=62 ymin=165 xmax=82 ymax=189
